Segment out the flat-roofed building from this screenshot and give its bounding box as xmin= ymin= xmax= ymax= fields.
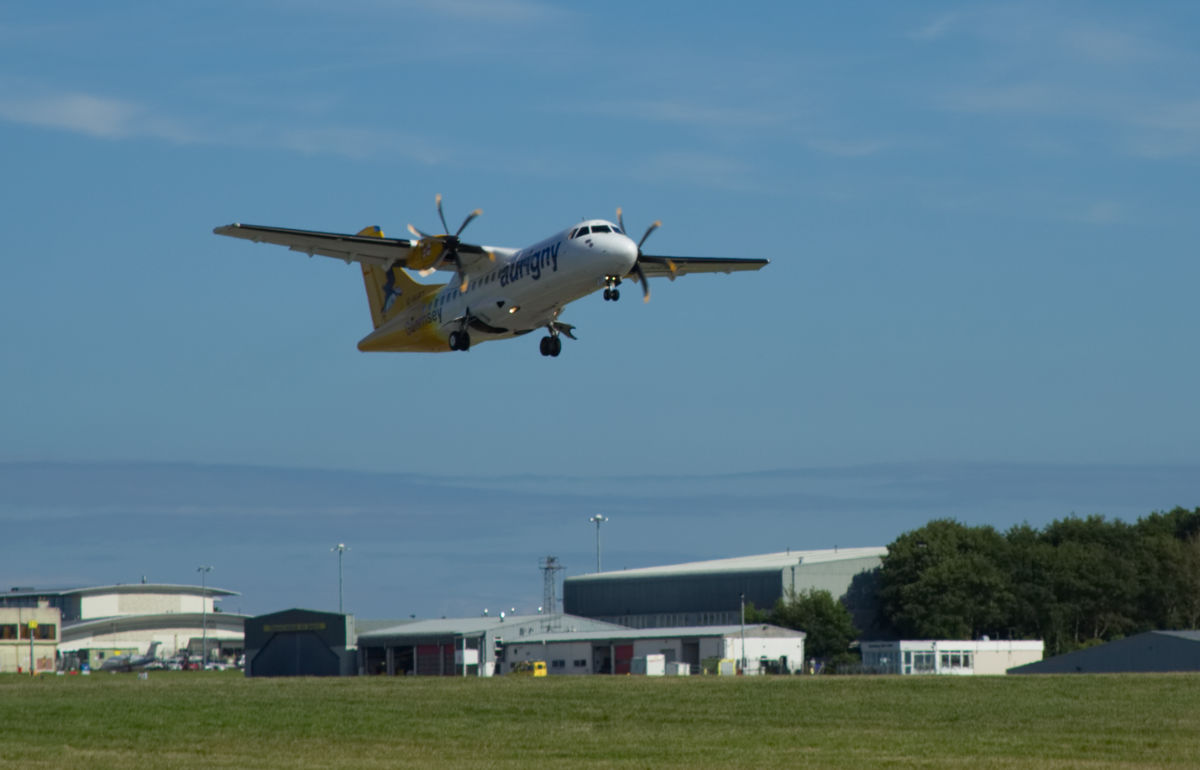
xmin=860 ymin=639 xmax=1044 ymax=675
xmin=358 ymin=614 xmax=625 ymax=676
xmin=502 ymin=623 xmax=806 ymax=675
xmin=564 ymin=547 xmax=885 ymax=629
xmin=0 ymin=606 xmax=60 ymax=673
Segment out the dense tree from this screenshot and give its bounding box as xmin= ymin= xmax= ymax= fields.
xmin=875 ymin=508 xmax=1200 ymax=656
xmin=878 ymin=520 xmax=1013 ymax=640
xmin=746 ymin=590 xmax=859 ymax=663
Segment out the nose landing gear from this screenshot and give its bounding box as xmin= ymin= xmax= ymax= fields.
xmin=602 ymin=276 xmax=622 ymax=302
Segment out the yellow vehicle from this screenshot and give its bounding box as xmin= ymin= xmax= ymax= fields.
xmin=511 ymin=660 xmax=547 ymax=677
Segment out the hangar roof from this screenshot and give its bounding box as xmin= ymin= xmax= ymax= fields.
xmin=62 ymin=612 xmax=249 ymax=638
xmin=507 ymin=623 xmax=805 ymax=645
xmin=359 ymin=614 xmax=625 ymax=642
xmin=4 ymin=584 xmax=238 ymax=598
xmin=565 ymin=547 xmax=886 ymax=581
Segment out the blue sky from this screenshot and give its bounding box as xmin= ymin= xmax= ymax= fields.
xmin=3 ymin=2 xmax=1200 ymax=615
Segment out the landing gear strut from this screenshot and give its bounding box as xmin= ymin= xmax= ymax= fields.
xmin=603 ymin=276 xmax=622 ymax=302
xmin=448 ymin=330 xmax=471 ymax=351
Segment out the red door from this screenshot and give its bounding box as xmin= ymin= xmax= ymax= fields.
xmin=615 ymin=644 xmax=633 ymax=675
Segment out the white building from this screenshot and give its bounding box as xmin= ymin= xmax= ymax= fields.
xmin=2 ymin=584 xmax=246 ymax=667
xmin=503 ymin=624 xmax=806 ymax=675
xmin=860 ymin=640 xmax=1044 ymax=675
xmin=0 ymin=606 xmax=61 ymax=673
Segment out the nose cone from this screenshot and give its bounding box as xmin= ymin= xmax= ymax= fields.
xmin=611 ymin=233 xmax=639 ymax=272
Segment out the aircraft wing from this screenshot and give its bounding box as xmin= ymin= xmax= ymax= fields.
xmin=213 ymin=224 xmax=411 ymax=267
xmin=635 ymin=254 xmax=769 ymax=279
xmin=213 ymin=223 xmax=494 ymax=273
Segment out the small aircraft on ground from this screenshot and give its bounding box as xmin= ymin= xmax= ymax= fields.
xmin=214 ymin=197 xmax=767 ymax=357
xmin=100 ymin=641 xmax=162 ymax=672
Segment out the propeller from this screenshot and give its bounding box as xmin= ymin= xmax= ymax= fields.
xmin=407 ymin=194 xmax=491 ymax=292
xmin=617 ymin=207 xmax=663 ymax=303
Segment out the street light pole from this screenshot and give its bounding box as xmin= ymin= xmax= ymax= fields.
xmin=197 ymin=565 xmax=212 ymax=668
xmin=588 ymin=515 xmax=608 ymax=572
xmin=740 ymin=592 xmax=747 ymax=675
xmin=331 ymin=543 xmax=348 ymax=614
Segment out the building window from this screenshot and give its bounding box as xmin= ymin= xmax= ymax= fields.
xmin=573 ymin=659 xmax=587 ymax=667
xmin=0 ymin=624 xmax=17 ymax=640
xmin=551 ymin=660 xmax=565 ymax=669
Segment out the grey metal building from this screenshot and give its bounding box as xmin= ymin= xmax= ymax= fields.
xmin=244 ymin=608 xmax=356 ymax=677
xmin=357 ymin=614 xmax=625 ymax=676
xmin=563 ymin=547 xmax=885 ymax=629
xmin=1007 ymin=630 xmax=1200 ymax=674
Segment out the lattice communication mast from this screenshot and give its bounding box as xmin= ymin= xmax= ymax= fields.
xmin=539 ymin=556 xmax=565 ymax=616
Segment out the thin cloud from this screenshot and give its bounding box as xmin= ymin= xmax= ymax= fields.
xmin=806 ymin=138 xmax=887 ymax=158
xmin=0 ymin=92 xmax=142 ymax=139
xmin=585 ymin=99 xmax=790 ymax=130
xmin=909 ymin=12 xmax=958 ymax=41
xmin=0 ymin=87 xmax=448 ymax=164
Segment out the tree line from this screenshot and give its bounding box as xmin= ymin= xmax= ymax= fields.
xmin=873 ymin=507 xmax=1200 ymax=655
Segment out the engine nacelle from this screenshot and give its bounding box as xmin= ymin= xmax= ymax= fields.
xmin=407 ymin=237 xmax=446 ymax=271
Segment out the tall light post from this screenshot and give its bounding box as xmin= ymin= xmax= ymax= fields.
xmin=331 ymin=543 xmax=348 ymax=614
xmin=588 ymin=514 xmax=608 ymax=573
xmin=197 ymin=565 xmax=212 ymax=667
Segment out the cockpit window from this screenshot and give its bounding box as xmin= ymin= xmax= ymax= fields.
xmin=591 ymin=224 xmax=611 ymax=233
xmin=571 ymin=226 xmax=589 ymax=238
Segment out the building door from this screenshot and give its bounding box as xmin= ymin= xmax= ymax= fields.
xmin=592 ymin=645 xmax=611 ymax=674
xmin=682 ymin=641 xmax=700 ymax=674
xmin=614 ymin=644 xmax=633 ymax=675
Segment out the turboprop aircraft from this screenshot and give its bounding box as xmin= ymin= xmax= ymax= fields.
xmin=213 ymin=196 xmax=767 ymax=357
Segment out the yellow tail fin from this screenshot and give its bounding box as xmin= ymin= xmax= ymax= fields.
xmin=357 ymin=226 xmax=437 ymax=329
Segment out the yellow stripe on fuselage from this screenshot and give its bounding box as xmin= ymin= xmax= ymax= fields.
xmin=356 ymin=297 xmax=448 ymax=352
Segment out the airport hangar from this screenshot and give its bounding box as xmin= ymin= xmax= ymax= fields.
xmin=563 ymin=547 xmax=886 ymax=629
xmin=353 ymin=614 xmax=626 ymax=677
xmin=1008 ymin=631 xmax=1200 ymax=674
xmin=1 ymin=583 xmax=246 ymax=668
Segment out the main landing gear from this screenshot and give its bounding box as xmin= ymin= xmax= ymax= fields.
xmin=448 ymin=330 xmax=471 ymax=351
xmin=539 ymin=330 xmax=563 ymax=357
xmin=603 ymin=275 xmax=622 ymax=302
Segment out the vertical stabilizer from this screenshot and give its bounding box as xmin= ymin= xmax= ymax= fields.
xmin=357 ymin=226 xmax=434 ymax=329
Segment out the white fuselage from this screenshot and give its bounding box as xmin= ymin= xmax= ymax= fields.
xmin=385 ymin=219 xmax=638 ymax=345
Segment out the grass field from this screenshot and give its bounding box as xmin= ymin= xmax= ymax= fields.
xmin=1 ymin=672 xmax=1198 ymax=768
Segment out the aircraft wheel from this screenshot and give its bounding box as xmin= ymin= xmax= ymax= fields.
xmin=603 ymin=288 xmax=611 ymax=301
xmin=539 ymin=337 xmax=550 ymax=356
xmin=611 ymin=289 xmax=620 ymax=302
xmin=448 ymin=332 xmax=460 ymax=351
xmin=551 ymin=336 xmax=562 ymax=357
xmin=459 ymin=332 xmax=471 ymax=351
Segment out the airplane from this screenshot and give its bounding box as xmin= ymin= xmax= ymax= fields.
xmin=100 ymin=641 xmax=162 ymax=672
xmin=213 ymin=196 xmax=767 ymax=357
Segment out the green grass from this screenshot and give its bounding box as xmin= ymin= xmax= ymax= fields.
xmin=1 ymin=672 xmax=1198 ymax=768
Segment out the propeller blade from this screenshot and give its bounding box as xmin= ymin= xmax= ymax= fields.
xmin=408 ymin=223 xmax=435 ymax=239
xmin=638 ymin=220 xmax=661 ymax=251
xmin=486 ymin=249 xmax=496 ymax=262
xmin=458 ymin=270 xmax=470 ymax=292
xmin=435 ymin=194 xmax=450 ymax=234
xmin=456 ymin=209 xmax=482 ymax=237
xmin=616 ymin=207 xmax=625 ymax=234
xmin=634 ymin=262 xmax=650 ymax=303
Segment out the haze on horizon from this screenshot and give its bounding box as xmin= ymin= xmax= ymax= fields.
xmin=2 ymin=2 xmax=1198 ymax=616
